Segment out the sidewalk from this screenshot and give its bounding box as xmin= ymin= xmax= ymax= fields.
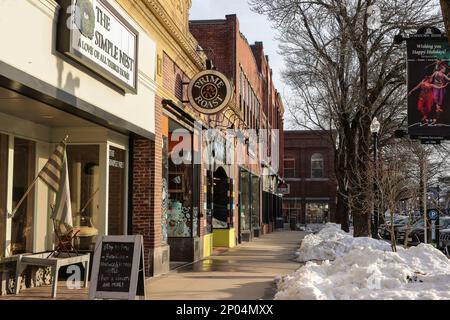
xmin=0 ymin=230 xmax=305 ymax=300
xmin=147 ymin=230 xmax=305 ymax=300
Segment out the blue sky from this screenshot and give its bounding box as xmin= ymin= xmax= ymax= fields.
xmin=189 ymin=0 xmax=290 ymax=102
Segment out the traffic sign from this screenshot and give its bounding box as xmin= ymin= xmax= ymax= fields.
xmin=427 ymin=209 xmax=439 ymax=221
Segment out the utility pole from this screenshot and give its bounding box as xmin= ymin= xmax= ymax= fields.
xmin=422 ymin=154 xmax=427 ymax=244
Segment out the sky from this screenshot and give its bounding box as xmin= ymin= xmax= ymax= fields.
xmin=189 ymin=0 xmax=292 ymax=106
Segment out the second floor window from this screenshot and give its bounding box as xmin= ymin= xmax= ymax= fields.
xmin=311 ymin=153 xmax=324 ymax=178
xmin=284 ymin=158 xmax=295 ymax=178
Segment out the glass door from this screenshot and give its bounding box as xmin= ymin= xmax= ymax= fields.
xmin=11 ymin=137 xmax=35 ymax=254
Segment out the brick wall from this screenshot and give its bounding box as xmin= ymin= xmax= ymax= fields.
xmin=283 ymin=131 xmax=337 ymax=221
xmin=132 ymin=136 xmax=155 ymax=271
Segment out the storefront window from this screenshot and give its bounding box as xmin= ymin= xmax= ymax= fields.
xmin=206 ymin=169 xmax=213 ymax=233
xmin=306 ymin=203 xmax=329 ymax=224
xmin=11 ymin=138 xmax=35 ymax=254
xmin=239 ymin=169 xmax=251 ymax=231
xmin=282 ymin=199 xmax=302 ymax=223
xmin=251 ymin=175 xmax=260 ymax=228
xmin=108 ymin=146 xmax=126 ymax=235
xmin=167 ymin=120 xmax=194 ymax=237
xmin=0 ymin=134 xmax=8 ymax=255
xmin=67 ymin=145 xmax=100 ymax=250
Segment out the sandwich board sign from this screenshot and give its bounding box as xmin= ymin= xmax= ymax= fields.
xmin=89 ymin=235 xmax=146 ymax=300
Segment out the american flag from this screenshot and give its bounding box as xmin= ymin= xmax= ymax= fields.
xmin=38 ymin=139 xmax=73 ymax=226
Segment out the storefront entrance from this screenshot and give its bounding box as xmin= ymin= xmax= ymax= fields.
xmin=0 ymin=87 xmax=129 ymax=257
xmin=164 ymin=118 xmax=201 ymax=267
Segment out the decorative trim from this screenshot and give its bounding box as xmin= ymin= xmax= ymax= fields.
xmin=143 ymin=0 xmax=205 ymax=70
xmin=27 ymin=0 xmax=59 ymax=18
xmin=138 ymin=71 xmax=157 ymax=91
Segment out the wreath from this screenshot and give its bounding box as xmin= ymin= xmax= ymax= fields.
xmin=75 ymin=0 xmax=95 ymax=40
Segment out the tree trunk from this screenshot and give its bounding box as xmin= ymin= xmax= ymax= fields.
xmin=352 ymin=211 xmax=371 ymax=237
xmin=336 ymin=191 xmax=350 ymax=232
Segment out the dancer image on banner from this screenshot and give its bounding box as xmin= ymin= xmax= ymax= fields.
xmin=430 ymin=61 xmax=450 ymax=113
xmin=408 ymin=75 xmax=449 ymax=125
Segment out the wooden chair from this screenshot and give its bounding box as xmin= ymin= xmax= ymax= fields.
xmin=49 ymin=220 xmax=79 ymax=258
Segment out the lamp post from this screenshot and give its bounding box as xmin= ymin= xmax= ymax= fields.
xmin=370 ymin=117 xmax=381 ymax=239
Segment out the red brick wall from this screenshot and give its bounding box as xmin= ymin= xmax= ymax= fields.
xmin=189 ymin=16 xmax=235 ymax=83
xmin=190 ymin=14 xmax=286 ymax=236
xmin=283 ymin=131 xmax=337 ymax=221
xmin=132 ymin=136 xmax=155 ymax=271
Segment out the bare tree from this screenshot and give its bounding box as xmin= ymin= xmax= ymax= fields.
xmin=250 ymin=0 xmax=442 ymax=236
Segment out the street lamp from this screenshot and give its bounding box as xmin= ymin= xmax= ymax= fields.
xmin=370 ymin=117 xmax=381 ymax=238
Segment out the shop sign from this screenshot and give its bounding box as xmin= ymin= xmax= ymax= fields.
xmin=277 ymin=182 xmax=290 ymax=195
xmin=89 ymin=235 xmax=146 ymax=300
xmin=407 ymin=31 xmax=450 ymax=139
xmin=188 ymin=70 xmax=232 ymax=115
xmin=58 ymin=0 xmax=138 ymax=93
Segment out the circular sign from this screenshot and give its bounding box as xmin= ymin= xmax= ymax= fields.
xmin=188 ymin=70 xmax=232 ymax=115
xmin=428 ymin=209 xmax=438 ymax=220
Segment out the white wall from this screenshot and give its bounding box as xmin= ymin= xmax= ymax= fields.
xmin=0 ymin=0 xmax=157 ymax=135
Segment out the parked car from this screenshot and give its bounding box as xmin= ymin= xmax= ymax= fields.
xmin=378 ymin=216 xmax=410 ymax=240
xmin=396 ymin=219 xmax=425 ymax=245
xmin=439 ymin=228 xmax=450 ymax=257
xmin=397 ymin=216 xmax=450 ymax=246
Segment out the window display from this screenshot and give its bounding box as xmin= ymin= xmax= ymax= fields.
xmin=251 ymin=175 xmax=260 ymax=228
xmin=67 ymin=145 xmax=100 ymax=250
xmin=306 ymin=203 xmax=329 ymax=224
xmin=11 ymin=138 xmax=35 ymax=254
xmin=167 ymin=120 xmax=194 ymax=238
xmin=239 ymin=169 xmax=251 ymax=231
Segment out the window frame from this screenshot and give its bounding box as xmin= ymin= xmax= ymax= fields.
xmin=311 ymin=153 xmax=324 ymax=179
xmin=283 ymin=157 xmax=296 ymax=178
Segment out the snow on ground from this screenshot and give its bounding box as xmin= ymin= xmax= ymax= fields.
xmin=295 ymin=223 xmax=390 ymax=262
xmin=277 ymin=223 xmax=450 ymax=300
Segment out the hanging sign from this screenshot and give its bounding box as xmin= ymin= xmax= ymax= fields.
xmin=407 ymin=31 xmax=450 ymax=139
xmin=277 ymin=182 xmax=290 ymax=195
xmin=89 ymin=235 xmax=146 ymax=300
xmin=188 ymin=70 xmax=232 ymax=115
xmin=57 ymin=0 xmax=139 ymax=93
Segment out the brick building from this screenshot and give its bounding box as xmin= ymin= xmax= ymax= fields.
xmin=190 ymin=15 xmax=285 ymax=242
xmin=282 ymin=131 xmax=337 ymax=225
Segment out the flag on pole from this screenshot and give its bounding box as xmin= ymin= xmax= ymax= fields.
xmin=38 ymin=138 xmax=73 ymax=227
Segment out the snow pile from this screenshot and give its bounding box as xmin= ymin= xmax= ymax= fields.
xmin=296 ymin=223 xmax=390 ymax=262
xmin=277 ymin=224 xmax=450 ymax=300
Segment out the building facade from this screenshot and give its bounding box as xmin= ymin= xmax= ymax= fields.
xmin=0 ymin=0 xmax=158 ymax=284
xmin=0 ymin=2 xmax=285 ymax=291
xmin=116 ymin=0 xmax=213 ymax=274
xmin=190 ymin=14 xmax=285 ymax=242
xmin=282 ymin=131 xmax=337 ymax=226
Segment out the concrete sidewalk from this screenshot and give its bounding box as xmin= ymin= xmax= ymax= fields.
xmin=0 ymin=230 xmax=305 ymax=300
xmin=147 ymin=230 xmax=305 ymax=300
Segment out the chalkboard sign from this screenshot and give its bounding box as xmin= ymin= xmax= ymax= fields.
xmin=89 ymin=235 xmax=146 ymax=300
